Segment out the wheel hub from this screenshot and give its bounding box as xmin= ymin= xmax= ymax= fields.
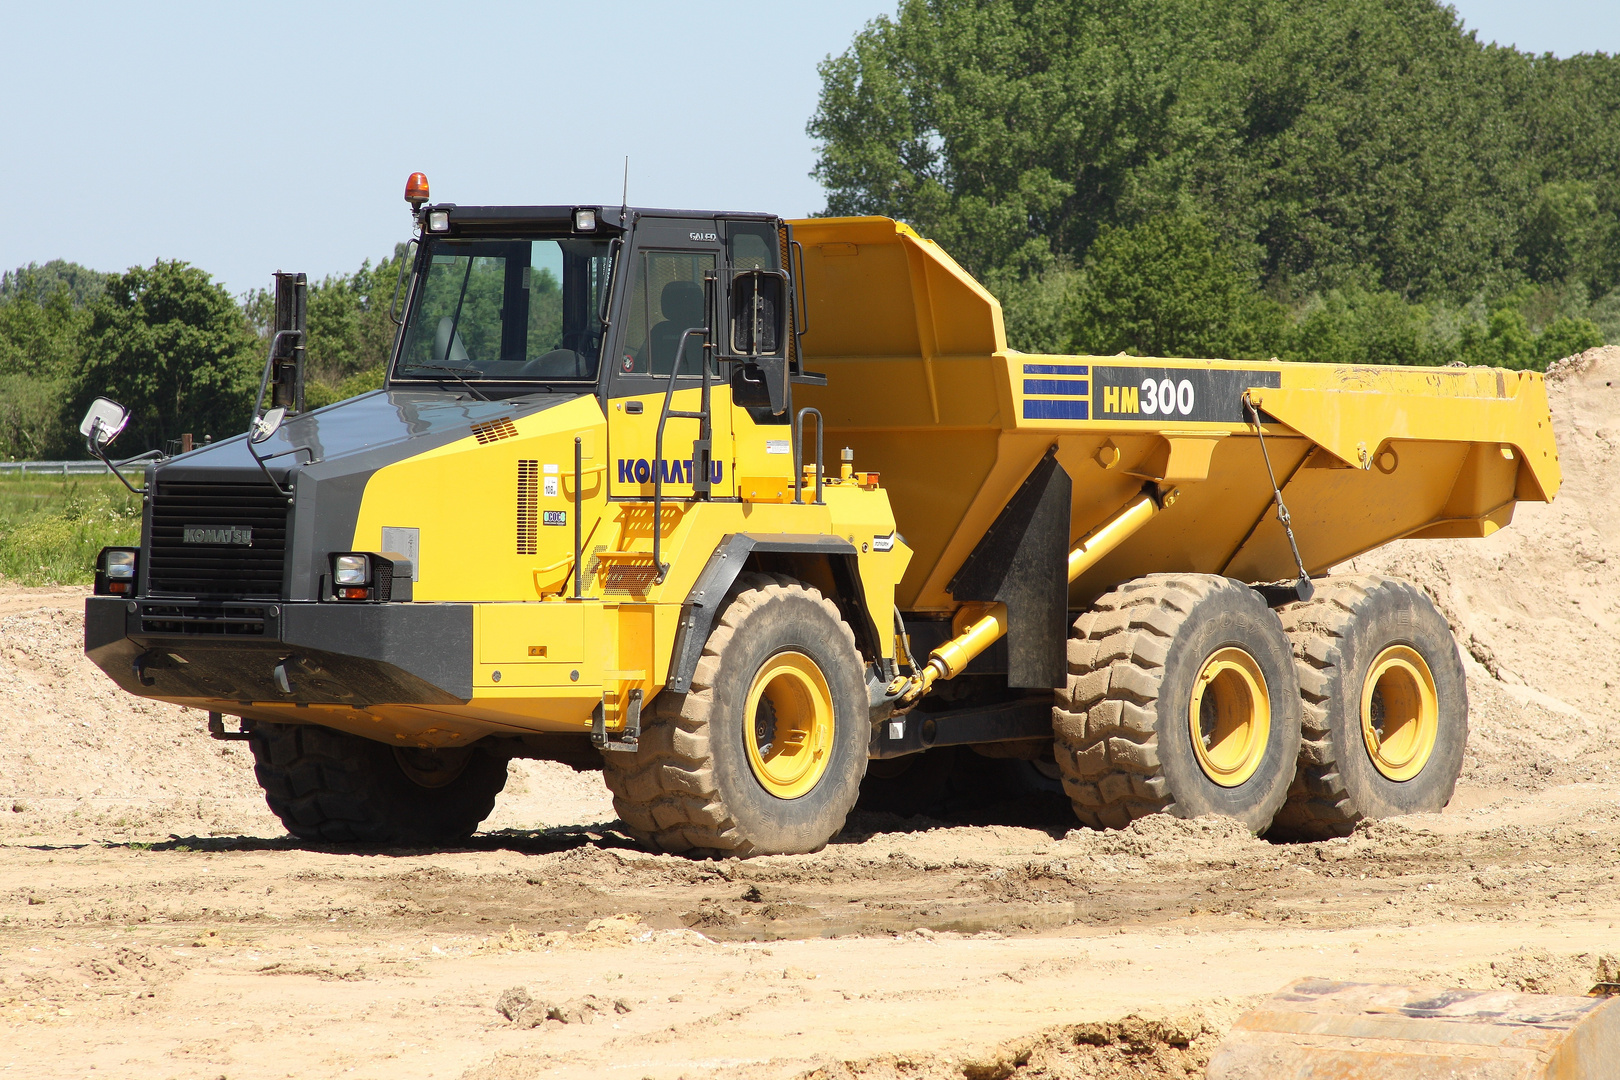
xmin=1187 ymin=647 xmax=1271 ymax=788
xmin=392 ymin=745 xmax=474 ymax=789
xmin=744 ymin=650 xmax=834 ymax=800
xmin=1361 ymin=645 xmax=1439 ymax=781
xmin=754 ymin=696 xmax=778 ymax=757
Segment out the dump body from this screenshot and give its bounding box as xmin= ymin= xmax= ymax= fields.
xmin=792 ymin=217 xmax=1561 ymax=615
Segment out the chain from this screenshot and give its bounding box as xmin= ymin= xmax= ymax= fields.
xmin=1243 ymin=392 xmax=1314 ymax=602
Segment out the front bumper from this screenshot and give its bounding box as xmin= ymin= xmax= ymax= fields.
xmin=85 ymin=597 xmax=473 ymax=706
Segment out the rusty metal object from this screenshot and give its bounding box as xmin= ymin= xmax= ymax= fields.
xmin=1207 ymin=979 xmax=1620 ymax=1079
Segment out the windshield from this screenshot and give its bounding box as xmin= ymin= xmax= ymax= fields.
xmin=395 ymin=237 xmax=616 ymax=382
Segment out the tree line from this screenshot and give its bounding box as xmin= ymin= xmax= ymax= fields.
xmin=4 ymin=0 xmax=1617 ymax=456
xmin=810 ymin=0 xmax=1618 ymax=363
xmin=0 ymin=251 xmax=404 ymax=458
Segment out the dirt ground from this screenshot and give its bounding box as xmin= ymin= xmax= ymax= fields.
xmin=2 ymin=349 xmax=1618 ymax=1080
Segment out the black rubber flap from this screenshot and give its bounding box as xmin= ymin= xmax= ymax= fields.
xmin=947 ymin=450 xmax=1071 ymax=689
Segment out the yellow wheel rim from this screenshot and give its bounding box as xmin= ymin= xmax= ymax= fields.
xmin=1188 ymin=647 xmax=1271 ymax=787
xmin=744 ymin=650 xmax=834 ymax=800
xmin=1361 ymin=645 xmax=1439 ymax=782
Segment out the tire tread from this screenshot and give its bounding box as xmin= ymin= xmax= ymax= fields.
xmin=600 ymin=573 xmax=860 ymax=856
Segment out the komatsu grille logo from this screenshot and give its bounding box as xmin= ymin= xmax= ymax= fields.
xmin=182 ymin=525 xmax=253 ymax=546
xmin=617 ymin=458 xmax=724 ymax=484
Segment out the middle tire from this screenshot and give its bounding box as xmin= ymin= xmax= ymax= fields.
xmin=1053 ymin=574 xmax=1302 ymax=833
xmin=600 ymin=573 xmax=869 ymax=857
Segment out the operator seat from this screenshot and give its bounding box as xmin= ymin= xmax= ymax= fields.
xmin=648 ymin=280 xmax=705 ymax=376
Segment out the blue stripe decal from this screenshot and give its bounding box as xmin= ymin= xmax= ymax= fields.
xmin=1023 ymin=398 xmax=1090 ymax=420
xmin=1023 ymin=379 xmax=1090 ymax=396
xmin=1023 ymin=363 xmax=1090 ymax=375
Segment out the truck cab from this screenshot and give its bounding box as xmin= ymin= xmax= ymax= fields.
xmin=82 ymin=193 xmax=911 ymax=853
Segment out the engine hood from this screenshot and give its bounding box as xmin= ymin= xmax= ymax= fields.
xmin=144 ymin=389 xmax=589 ymax=601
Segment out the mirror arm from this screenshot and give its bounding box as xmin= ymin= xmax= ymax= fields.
xmin=85 ymin=433 xmax=153 ymax=496
xmin=245 ymin=328 xmax=302 ymax=498
xmin=257 ymin=445 xmax=318 ymax=465
xmin=246 ymin=435 xmax=293 ymax=498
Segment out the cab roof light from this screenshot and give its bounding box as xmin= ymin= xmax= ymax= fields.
xmin=428 ymin=210 xmax=450 ymax=232
xmin=405 ymin=172 xmax=430 ymax=210
xmin=574 ymin=208 xmax=597 ymax=232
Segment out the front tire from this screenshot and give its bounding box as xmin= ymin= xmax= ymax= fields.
xmin=601 ymin=573 xmax=869 ymax=857
xmin=1053 ymin=574 xmax=1302 ymax=833
xmin=1269 ymin=575 xmax=1467 ymax=840
xmin=249 ymin=722 xmax=508 ymax=845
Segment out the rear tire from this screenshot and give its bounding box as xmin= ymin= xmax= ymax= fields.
xmin=1053 ymin=574 xmax=1302 ymax=833
xmin=249 ymin=722 xmax=508 ymax=845
xmin=1270 ymin=575 xmax=1467 ymax=840
xmin=600 ymin=573 xmax=869 ymax=857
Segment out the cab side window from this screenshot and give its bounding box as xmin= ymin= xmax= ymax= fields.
xmin=727 ymin=223 xmax=778 ymax=271
xmin=619 ymin=250 xmax=715 ymax=376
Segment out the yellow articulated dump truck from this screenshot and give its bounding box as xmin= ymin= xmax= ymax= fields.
xmin=79 ymin=176 xmax=1559 ymax=855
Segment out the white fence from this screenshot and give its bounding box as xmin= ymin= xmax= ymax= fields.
xmin=0 ymin=460 xmax=114 ymax=476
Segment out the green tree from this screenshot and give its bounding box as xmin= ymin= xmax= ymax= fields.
xmin=0 ymin=260 xmax=108 ymax=306
xmin=1532 ymin=316 xmax=1604 ymax=367
xmin=76 ymin=261 xmax=261 ymax=453
xmin=1280 ymin=288 xmax=1444 ymax=368
xmin=1518 ymin=181 xmax=1602 ymax=288
xmin=810 ymin=0 xmax=1538 ymax=299
xmin=812 ymin=0 xmax=1620 ymax=365
xmin=0 ymin=264 xmax=103 ymax=459
xmin=1066 ymin=214 xmax=1283 ymax=359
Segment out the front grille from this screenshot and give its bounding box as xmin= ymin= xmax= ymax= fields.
xmin=140 ymin=604 xmax=268 ymax=636
xmin=148 ymin=480 xmax=289 ymax=598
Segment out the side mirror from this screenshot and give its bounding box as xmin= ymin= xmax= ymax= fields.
xmin=728 ymin=270 xmax=790 ymax=414
xmin=729 ymin=270 xmax=786 ymax=357
xmin=80 ymin=397 xmax=130 ymax=448
xmin=251 ymin=406 xmax=287 ymax=444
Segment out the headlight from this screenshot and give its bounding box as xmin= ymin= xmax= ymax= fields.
xmin=428 ymin=210 xmax=450 ymax=232
xmin=329 ymin=551 xmax=410 ymax=602
xmin=333 ymin=554 xmax=370 ymax=585
xmin=95 ymin=546 xmax=140 ymax=596
xmin=573 ymin=208 xmax=597 ymax=232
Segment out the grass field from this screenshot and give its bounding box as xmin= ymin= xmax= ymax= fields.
xmin=0 ymin=473 xmax=141 ymax=585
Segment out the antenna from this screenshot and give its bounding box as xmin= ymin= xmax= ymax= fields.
xmin=621 ymin=156 xmax=629 ymax=217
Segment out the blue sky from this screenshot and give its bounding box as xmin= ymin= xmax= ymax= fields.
xmin=3 ymin=1 xmax=1617 ymax=296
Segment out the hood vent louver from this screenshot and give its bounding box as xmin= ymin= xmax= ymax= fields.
xmin=472 ymin=416 xmax=519 ymax=444
xmin=517 ymin=460 xmax=539 ymax=555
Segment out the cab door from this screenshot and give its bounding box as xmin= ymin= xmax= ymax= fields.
xmin=605 ymin=218 xmax=735 ymax=501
